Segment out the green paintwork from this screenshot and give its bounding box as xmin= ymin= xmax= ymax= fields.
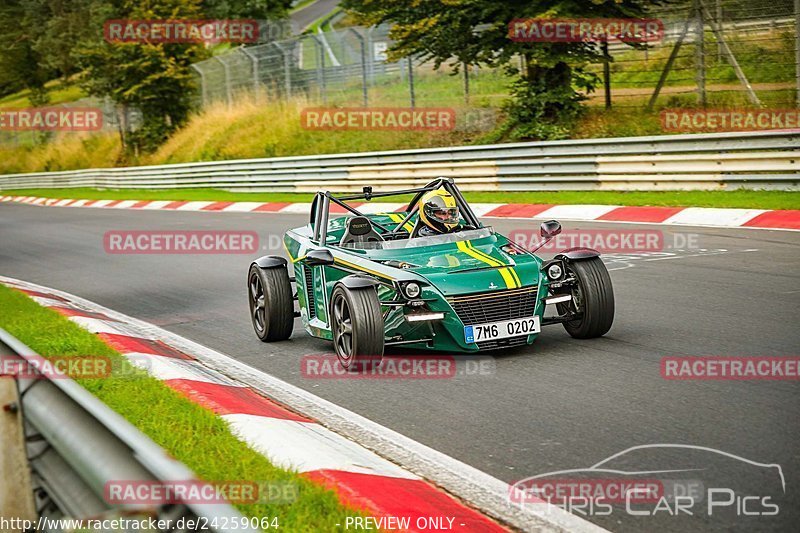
xmin=283 ymin=213 xmax=549 ymax=353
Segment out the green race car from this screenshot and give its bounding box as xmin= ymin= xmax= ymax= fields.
xmin=247 ymin=178 xmax=614 ymax=370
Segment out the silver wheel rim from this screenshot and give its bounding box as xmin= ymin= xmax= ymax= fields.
xmin=332 ymin=293 xmax=353 ymax=361
xmin=249 ymin=273 xmax=266 ymax=334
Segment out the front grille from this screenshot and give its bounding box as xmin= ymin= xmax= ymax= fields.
xmin=447 ymin=286 xmax=537 ymax=326
xmin=304 ymin=266 xmax=316 ymax=318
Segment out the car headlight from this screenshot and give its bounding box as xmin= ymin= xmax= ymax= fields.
xmin=546 ymin=263 xmax=563 ymax=281
xmin=402 ymin=282 xmax=421 ymax=299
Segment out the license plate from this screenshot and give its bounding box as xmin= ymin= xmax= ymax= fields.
xmin=464 ymin=316 xmax=540 ymax=344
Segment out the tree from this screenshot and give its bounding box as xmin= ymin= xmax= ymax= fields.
xmin=0 ymin=0 xmax=57 ymax=105
xmin=343 ymin=0 xmax=661 ymax=140
xmin=0 ymin=0 xmax=292 ymax=153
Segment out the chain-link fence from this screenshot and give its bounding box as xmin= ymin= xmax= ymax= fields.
xmin=2 ymin=0 xmax=797 ymax=148
xmin=594 ymin=0 xmax=798 ymax=109
xmin=192 ymin=0 xmax=799 ymax=114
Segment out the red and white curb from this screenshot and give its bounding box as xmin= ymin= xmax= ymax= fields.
xmin=0 ymin=275 xmax=604 ymax=533
xmin=2 ymin=194 xmax=799 ymax=231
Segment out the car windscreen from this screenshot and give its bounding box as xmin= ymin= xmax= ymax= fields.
xmin=337 ymin=227 xmax=493 ymax=250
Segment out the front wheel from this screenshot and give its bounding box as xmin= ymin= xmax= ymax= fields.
xmin=248 ymin=263 xmax=294 ymax=342
xmin=330 ymin=285 xmax=384 ymax=371
xmin=558 ymin=257 xmax=614 ymax=339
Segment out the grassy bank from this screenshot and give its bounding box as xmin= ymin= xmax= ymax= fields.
xmin=5 ymin=187 xmax=798 ymax=210
xmin=0 ymin=284 xmax=363 ymax=528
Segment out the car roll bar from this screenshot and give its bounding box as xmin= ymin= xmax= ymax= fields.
xmin=310 ymin=177 xmax=483 ymax=244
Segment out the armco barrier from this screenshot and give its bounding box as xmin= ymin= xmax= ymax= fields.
xmin=0 ymin=131 xmax=797 ymax=192
xmin=0 ymin=327 xmax=255 ymax=533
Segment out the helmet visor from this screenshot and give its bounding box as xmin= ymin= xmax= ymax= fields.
xmin=428 ymin=206 xmax=459 ymax=225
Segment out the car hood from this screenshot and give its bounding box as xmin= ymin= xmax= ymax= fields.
xmin=373 ymin=234 xmax=542 ymax=296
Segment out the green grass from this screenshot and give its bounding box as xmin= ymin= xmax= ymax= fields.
xmin=0 ymin=29 xmax=794 ymax=174
xmin=0 ymin=82 xmax=85 ymax=109
xmin=4 ymin=187 xmax=798 ymax=210
xmin=593 ymin=30 xmax=796 ymax=89
xmin=0 ymin=284 xmax=366 ymax=529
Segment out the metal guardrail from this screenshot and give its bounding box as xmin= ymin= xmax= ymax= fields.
xmin=0 ymin=131 xmax=797 ymax=192
xmin=0 ymin=327 xmax=256 ymax=533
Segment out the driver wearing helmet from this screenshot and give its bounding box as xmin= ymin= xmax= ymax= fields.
xmin=413 ymin=189 xmax=468 ymax=237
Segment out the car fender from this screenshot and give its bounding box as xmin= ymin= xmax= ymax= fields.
xmin=337 ymin=274 xmax=379 ymax=290
xmin=556 ymin=247 xmax=601 ymax=262
xmin=253 ymin=255 xmax=288 ymax=269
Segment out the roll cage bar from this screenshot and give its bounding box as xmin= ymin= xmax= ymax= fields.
xmin=310 ymin=177 xmax=483 ymax=244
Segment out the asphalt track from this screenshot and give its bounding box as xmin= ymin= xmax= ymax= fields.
xmin=1 ymin=202 xmax=798 ymax=532
xmin=290 ymin=0 xmax=340 ymax=32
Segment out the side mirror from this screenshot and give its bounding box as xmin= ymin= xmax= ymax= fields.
xmin=540 ymin=220 xmax=562 ymax=239
xmin=304 ymin=249 xmax=335 ymax=267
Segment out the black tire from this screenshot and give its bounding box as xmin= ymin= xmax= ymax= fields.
xmin=330 ymin=284 xmax=384 ymax=371
xmin=248 ymin=263 xmax=294 ymax=342
xmin=559 ymin=257 xmax=614 ymax=339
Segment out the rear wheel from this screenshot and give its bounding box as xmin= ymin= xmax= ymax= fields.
xmin=330 ymin=285 xmax=384 ymax=371
xmin=558 ymin=257 xmax=614 ymax=339
xmin=248 ymin=263 xmax=294 ymax=341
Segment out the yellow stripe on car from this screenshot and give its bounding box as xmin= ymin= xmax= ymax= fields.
xmin=333 ymin=257 xmax=393 ymax=280
xmin=466 ymin=241 xmax=521 ymax=289
xmin=456 ymin=241 xmax=518 ymax=289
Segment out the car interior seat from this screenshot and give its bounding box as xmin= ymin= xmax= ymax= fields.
xmin=339 ymin=216 xmax=385 ymax=247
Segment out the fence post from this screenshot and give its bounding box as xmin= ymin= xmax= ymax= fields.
xmin=348 ymin=28 xmax=368 ymax=107
xmin=366 ymin=26 xmax=376 ymax=85
xmin=214 ymin=57 xmax=233 ymax=108
xmin=407 ymin=56 xmax=415 ymax=108
xmin=715 ymin=0 xmax=723 ymax=60
xmin=191 ymin=64 xmax=208 ymax=107
xmin=700 ymin=0 xmax=761 ymax=106
xmin=463 ymin=63 xmax=470 ymax=105
xmin=310 ymin=36 xmax=327 ymax=105
xmin=796 ymin=0 xmax=800 ymax=107
xmin=273 ymin=42 xmax=292 ymax=99
xmin=601 ymin=39 xmax=612 ymax=109
xmin=693 ymin=0 xmax=706 ymax=107
xmin=240 ymin=47 xmax=260 ymax=102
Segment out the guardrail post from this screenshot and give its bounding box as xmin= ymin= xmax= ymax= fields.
xmin=0 ymin=377 xmax=36 ymax=522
